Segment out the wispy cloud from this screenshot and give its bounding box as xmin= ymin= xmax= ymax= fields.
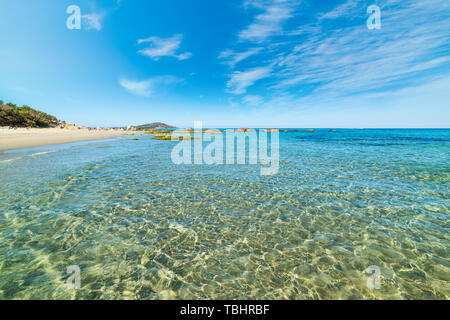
xmin=82 ymin=13 xmax=104 ymax=31
xmin=272 ymin=0 xmax=450 ymax=96
xmin=223 ymin=0 xmax=450 ymax=109
xmin=119 ymin=76 xmax=183 ymax=97
xmin=226 ymin=66 xmax=272 ymax=94
xmin=243 ymin=94 xmax=264 ymax=106
xmin=318 ymin=0 xmax=358 ymax=20
xmin=137 ymin=34 xmax=192 ymax=61
xmin=219 ymin=48 xmax=262 ymax=68
xmin=239 ymin=0 xmax=299 ymax=42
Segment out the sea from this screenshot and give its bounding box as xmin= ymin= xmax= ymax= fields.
xmin=0 ymin=129 xmax=448 ymax=299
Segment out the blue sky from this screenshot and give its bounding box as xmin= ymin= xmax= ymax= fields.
xmin=0 ymin=0 xmax=449 ymax=128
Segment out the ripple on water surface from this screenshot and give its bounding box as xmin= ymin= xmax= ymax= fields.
xmin=0 ymin=131 xmax=449 ymax=299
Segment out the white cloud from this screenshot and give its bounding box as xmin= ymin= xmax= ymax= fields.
xmin=239 ymin=0 xmax=299 ymax=42
xmin=243 ymin=94 xmax=264 ymax=106
xmin=231 ymin=75 xmax=450 ymax=128
xmin=219 ymin=0 xmax=450 ymax=127
xmin=318 ymin=0 xmax=358 ymax=20
xmin=82 ymin=13 xmax=103 ymax=31
xmin=137 ymin=34 xmax=192 ymax=61
xmin=119 ymin=79 xmax=152 ymax=97
xmin=119 ymin=76 xmax=183 ymax=97
xmin=219 ymin=48 xmax=262 ymax=68
xmin=272 ymin=0 xmax=450 ymax=96
xmin=177 ymin=52 xmax=193 ymax=61
xmin=226 ymin=66 xmax=272 ymax=94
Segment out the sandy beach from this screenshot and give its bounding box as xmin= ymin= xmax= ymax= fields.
xmin=0 ymin=127 xmax=125 ymax=151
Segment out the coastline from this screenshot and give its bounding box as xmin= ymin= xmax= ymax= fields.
xmin=0 ymin=127 xmax=126 ymax=151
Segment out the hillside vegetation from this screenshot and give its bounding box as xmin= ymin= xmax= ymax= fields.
xmin=0 ymin=100 xmax=59 ymax=128
xmin=134 ymin=122 xmax=176 ymax=130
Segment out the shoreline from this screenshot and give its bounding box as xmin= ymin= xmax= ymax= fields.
xmin=0 ymin=128 xmax=126 ymax=151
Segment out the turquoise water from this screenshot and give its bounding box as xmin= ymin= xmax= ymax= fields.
xmin=0 ymin=129 xmax=449 ymax=299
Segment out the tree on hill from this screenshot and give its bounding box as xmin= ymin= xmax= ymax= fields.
xmin=0 ymin=100 xmax=59 ymax=128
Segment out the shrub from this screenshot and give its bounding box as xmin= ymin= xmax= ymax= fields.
xmin=0 ymin=100 xmax=59 ymax=128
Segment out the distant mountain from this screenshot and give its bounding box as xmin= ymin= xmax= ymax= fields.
xmin=133 ymin=122 xmax=176 ymax=130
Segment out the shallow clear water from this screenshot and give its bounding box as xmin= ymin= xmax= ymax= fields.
xmin=0 ymin=129 xmax=449 ymax=299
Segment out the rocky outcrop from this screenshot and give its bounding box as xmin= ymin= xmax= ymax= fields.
xmin=205 ymin=129 xmax=222 ymax=134
xmin=264 ymin=129 xmax=280 ymax=133
xmin=58 ymin=121 xmax=88 ymax=130
xmin=235 ymin=128 xmax=257 ymax=133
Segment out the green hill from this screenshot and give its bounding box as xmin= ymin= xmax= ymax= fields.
xmin=0 ymin=100 xmax=59 ymax=128
xmin=133 ymin=122 xmax=176 ymax=130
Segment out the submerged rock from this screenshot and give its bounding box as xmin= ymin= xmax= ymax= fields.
xmin=144 ymin=129 xmax=172 ymax=134
xmin=152 ymin=134 xmax=198 ymax=141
